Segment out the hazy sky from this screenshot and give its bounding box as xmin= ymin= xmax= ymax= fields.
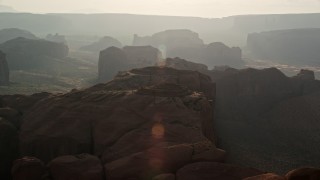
xmin=2 ymin=0 xmax=320 ymax=17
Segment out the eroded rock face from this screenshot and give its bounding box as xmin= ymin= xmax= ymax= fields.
xmin=20 ymin=67 xmax=218 ymax=168
xmin=98 ymin=46 xmax=162 ymax=82
xmin=49 ymin=154 xmax=103 ymax=180
xmin=0 ymin=50 xmax=9 ymax=85
xmin=11 ymin=157 xmax=46 ymax=180
xmin=0 ymin=37 xmax=69 ymax=70
xmin=176 ymin=162 xmax=262 ymax=180
xmin=80 ymin=36 xmax=122 ymax=52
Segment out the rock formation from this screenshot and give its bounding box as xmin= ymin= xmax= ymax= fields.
xmin=98 ymin=47 xmax=127 ymax=82
xmin=0 ymin=50 xmax=9 ymax=85
xmin=18 ymin=67 xmax=218 ymax=180
xmin=0 ymin=28 xmax=37 ymax=44
xmin=98 ymin=46 xmax=162 ymax=82
xmin=46 ymin=33 xmax=67 ymax=44
xmin=133 ymin=29 xmax=244 ymax=68
xmin=80 ymin=36 xmax=122 ymax=52
xmin=203 ymin=42 xmax=244 ymax=68
xmin=133 ymin=29 xmax=204 ymax=51
xmin=0 ymin=37 xmax=69 ymax=70
xmin=247 ymin=28 xmax=320 ymax=66
xmin=158 ymin=57 xmax=208 ymax=73
xmin=11 ymin=157 xmax=46 ymax=180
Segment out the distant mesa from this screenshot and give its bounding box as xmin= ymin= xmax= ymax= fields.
xmin=80 ymin=36 xmax=122 ymax=52
xmin=247 ymin=28 xmax=320 ymax=66
xmin=98 ymin=46 xmax=162 ymax=82
xmin=0 ymin=51 xmax=9 ymax=85
xmin=46 ymin=33 xmax=67 ymax=44
xmin=0 ymin=28 xmax=38 ymax=44
xmin=0 ymin=37 xmax=69 ymax=70
xmin=133 ymin=29 xmax=244 ymax=69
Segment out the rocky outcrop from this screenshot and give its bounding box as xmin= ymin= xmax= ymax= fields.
xmin=158 ymin=57 xmax=208 ymax=73
xmin=176 ymin=162 xmax=262 ymax=180
xmin=247 ymin=28 xmax=320 ymax=66
xmin=0 ymin=28 xmax=37 ymax=44
xmin=98 ymin=46 xmax=162 ymax=82
xmin=80 ymin=36 xmax=122 ymax=52
xmin=49 ymin=154 xmax=103 ymax=180
xmin=0 ymin=50 xmax=9 ymax=85
xmin=46 ymin=33 xmax=67 ymax=44
xmin=0 ymin=37 xmax=69 ymax=70
xmin=11 ymin=157 xmax=46 ymax=180
xmin=19 ymin=67 xmax=218 ymax=169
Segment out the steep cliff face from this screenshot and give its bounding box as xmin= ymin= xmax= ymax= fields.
xmin=247 ymin=28 xmax=320 ymax=66
xmin=98 ymin=46 xmax=162 ymax=82
xmin=0 ymin=51 xmax=9 ymax=85
xmin=0 ymin=37 xmax=69 ymax=70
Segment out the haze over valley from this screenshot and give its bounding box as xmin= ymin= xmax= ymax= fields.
xmin=0 ymin=1 xmax=320 ymax=180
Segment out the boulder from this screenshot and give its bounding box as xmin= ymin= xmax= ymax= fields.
xmin=105 ymin=144 xmax=192 ymax=179
xmin=244 ymin=173 xmax=285 ymax=180
xmin=80 ymin=36 xmax=122 ymax=52
xmin=11 ymin=157 xmax=46 ymax=180
xmin=176 ymin=162 xmax=262 ymax=180
xmin=49 ymin=154 xmax=104 ymax=180
xmin=0 ymin=50 xmax=9 ymax=85
xmin=285 ymin=167 xmax=320 ymax=180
